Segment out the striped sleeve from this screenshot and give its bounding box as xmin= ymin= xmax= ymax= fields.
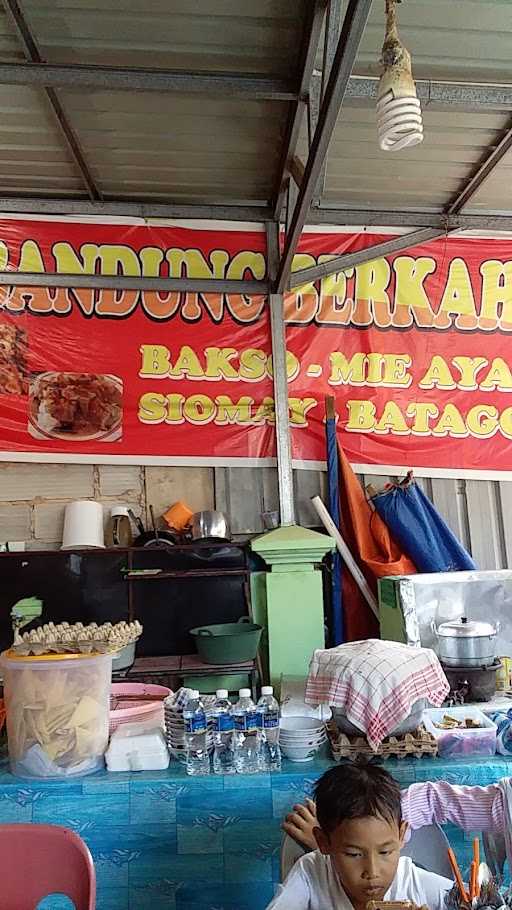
xmin=402 ymin=780 xmax=505 ymax=833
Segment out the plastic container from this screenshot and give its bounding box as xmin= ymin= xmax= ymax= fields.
xmin=109 ymin=682 xmax=171 ymax=734
xmin=212 ymin=688 xmax=234 ymax=775
xmin=111 ymin=642 xmax=136 ymax=673
xmin=233 ymin=688 xmax=261 ymax=774
xmin=423 ymin=706 xmax=497 ymax=758
xmin=257 ymin=685 xmax=281 ymax=771
xmin=183 ymin=690 xmax=210 ymax=776
xmin=106 ymin=725 xmax=170 ymax=771
xmin=496 ymin=657 xmax=512 ymax=691
xmin=62 ymin=500 xmax=104 ymax=549
xmin=0 ymin=650 xmax=112 ymax=778
xmin=189 ymin=618 xmax=262 ymax=665
xmin=105 ymin=505 xmax=133 ymax=548
xmin=164 ymin=501 xmax=193 ymax=532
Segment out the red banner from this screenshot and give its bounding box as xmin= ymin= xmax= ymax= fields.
xmin=0 ymin=217 xmax=512 ymax=475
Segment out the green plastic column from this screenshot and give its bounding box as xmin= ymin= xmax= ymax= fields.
xmin=251 ymin=525 xmax=335 ymax=692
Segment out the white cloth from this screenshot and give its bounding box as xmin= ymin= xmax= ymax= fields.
xmin=267 ymin=853 xmax=452 ymax=910
xmin=305 ymin=640 xmax=449 ymax=748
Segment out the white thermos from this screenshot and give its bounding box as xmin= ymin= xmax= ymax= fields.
xmin=62 ymin=500 xmax=104 ymax=549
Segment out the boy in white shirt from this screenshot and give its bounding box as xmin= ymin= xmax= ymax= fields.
xmin=268 ymin=762 xmax=453 ymax=910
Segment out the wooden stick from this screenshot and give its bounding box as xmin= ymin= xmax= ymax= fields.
xmin=325 ymin=395 xmax=336 ymax=421
xmin=469 ymin=862 xmax=476 ymax=902
xmin=311 ymin=495 xmax=379 ymax=619
xmin=473 ymin=838 xmax=480 ymax=898
xmin=448 ymin=847 xmax=469 ymax=904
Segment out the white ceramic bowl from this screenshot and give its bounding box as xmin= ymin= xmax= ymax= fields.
xmin=281 ymin=742 xmax=321 ymax=762
xmin=280 ymin=716 xmax=325 ymax=733
xmin=280 ymin=728 xmax=325 ymax=738
xmin=279 ymin=730 xmax=327 ymax=746
xmin=280 ymin=729 xmax=326 ymax=741
xmin=281 ymin=742 xmax=326 ymax=751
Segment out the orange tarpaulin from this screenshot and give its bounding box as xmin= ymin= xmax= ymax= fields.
xmin=337 ymin=444 xmax=417 ymax=641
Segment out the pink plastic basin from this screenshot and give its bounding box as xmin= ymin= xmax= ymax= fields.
xmin=109 ymin=682 xmax=172 ymax=733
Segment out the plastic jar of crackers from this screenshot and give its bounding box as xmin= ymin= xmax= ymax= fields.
xmin=0 ymin=650 xmax=112 ymax=779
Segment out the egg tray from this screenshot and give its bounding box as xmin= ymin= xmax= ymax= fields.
xmin=326 ymin=721 xmax=438 ymax=761
xmin=11 ymin=620 xmax=143 ymax=657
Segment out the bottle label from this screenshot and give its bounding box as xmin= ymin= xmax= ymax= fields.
xmin=234 ymin=710 xmax=259 ymax=732
xmin=184 ymin=715 xmax=207 ymax=734
xmin=213 ymin=714 xmax=234 ymax=733
xmin=257 ymin=710 xmax=279 ymax=729
xmin=263 ymin=713 xmax=279 ymax=729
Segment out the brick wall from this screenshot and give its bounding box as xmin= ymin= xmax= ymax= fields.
xmin=0 ymin=461 xmax=510 ymax=570
xmin=0 ymin=462 xmax=214 ymax=549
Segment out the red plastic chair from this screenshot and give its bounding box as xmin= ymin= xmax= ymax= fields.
xmin=0 ymin=823 xmax=96 ymax=909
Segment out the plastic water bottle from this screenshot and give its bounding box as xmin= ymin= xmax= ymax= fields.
xmin=212 ymin=689 xmax=234 ymax=775
xmin=183 ymin=690 xmax=210 ymax=776
xmin=233 ymin=688 xmax=261 ymax=774
xmin=257 ymin=686 xmax=281 ymax=772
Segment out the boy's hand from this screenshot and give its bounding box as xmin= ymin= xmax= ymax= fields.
xmin=282 ymin=798 xmax=318 ymax=851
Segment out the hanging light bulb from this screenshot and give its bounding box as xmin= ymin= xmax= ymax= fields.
xmin=376 ymin=0 xmax=423 ymax=151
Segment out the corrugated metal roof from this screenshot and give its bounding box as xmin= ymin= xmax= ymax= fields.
xmin=355 ymin=0 xmax=512 ymax=84
xmin=320 ymin=105 xmax=511 ymax=210
xmin=0 ymin=83 xmax=81 ymax=194
xmin=466 ymin=146 xmax=512 ymax=211
xmin=0 ymin=5 xmax=24 ymax=62
xmin=61 ymin=92 xmax=282 ymax=201
xmin=22 ymin=0 xmax=307 ymax=76
xmin=0 ymin=0 xmax=509 ymax=220
xmin=0 ymin=0 xmax=313 ymax=207
xmin=60 ymin=90 xmax=285 ymax=202
xmin=305 ymin=0 xmax=512 ymax=217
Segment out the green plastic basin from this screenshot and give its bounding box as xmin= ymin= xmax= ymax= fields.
xmin=189 ymin=617 xmax=262 ymax=665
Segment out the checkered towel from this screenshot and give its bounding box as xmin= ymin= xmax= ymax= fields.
xmin=305 ymin=640 xmax=449 ymax=749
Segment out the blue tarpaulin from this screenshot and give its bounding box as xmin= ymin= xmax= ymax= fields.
xmin=325 ymin=399 xmax=344 ymax=645
xmin=371 ymin=474 xmax=476 ymax=573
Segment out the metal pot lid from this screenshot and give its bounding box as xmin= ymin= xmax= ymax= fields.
xmin=437 ymin=616 xmax=497 ymax=638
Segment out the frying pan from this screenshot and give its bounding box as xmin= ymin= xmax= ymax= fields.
xmin=132 ymin=504 xmax=177 ymax=548
xmin=133 ymin=531 xmax=177 ymax=548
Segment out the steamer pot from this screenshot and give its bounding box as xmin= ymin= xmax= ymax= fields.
xmin=432 ymin=616 xmax=498 ymax=668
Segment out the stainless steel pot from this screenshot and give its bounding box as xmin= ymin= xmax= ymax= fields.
xmin=191 ymin=510 xmax=230 ymax=541
xmin=333 ymin=698 xmax=428 ymax=736
xmin=432 ymin=616 xmax=498 ymax=667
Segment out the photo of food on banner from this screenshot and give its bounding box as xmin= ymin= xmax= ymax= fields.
xmin=0 ymin=319 xmax=28 ymax=396
xmin=28 ymin=372 xmax=123 ymax=442
xmin=0 ymin=314 xmax=123 ymax=442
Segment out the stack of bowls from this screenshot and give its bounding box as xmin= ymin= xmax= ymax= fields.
xmin=280 ymin=716 xmax=327 ymax=762
xmin=164 ymin=696 xmax=214 ymax=763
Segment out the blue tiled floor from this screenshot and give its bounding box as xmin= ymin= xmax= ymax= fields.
xmin=1 ymin=752 xmax=512 ymax=909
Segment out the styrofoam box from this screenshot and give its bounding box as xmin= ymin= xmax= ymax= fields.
xmin=423 ymin=706 xmax=497 ymax=758
xmin=106 ymin=725 xmax=170 ymax=772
